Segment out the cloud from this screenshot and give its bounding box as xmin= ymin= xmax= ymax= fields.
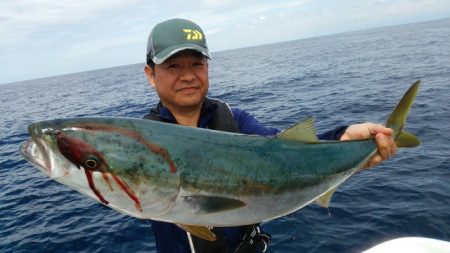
xmin=0 ymin=0 xmax=150 ymax=46
xmin=204 ymin=28 xmax=221 ymax=36
xmin=1 ymin=0 xmax=449 ymax=84
xmin=200 ymin=0 xmax=241 ymax=8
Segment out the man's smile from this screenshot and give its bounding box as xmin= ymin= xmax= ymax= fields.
xmin=176 ymin=86 xmax=200 ymax=93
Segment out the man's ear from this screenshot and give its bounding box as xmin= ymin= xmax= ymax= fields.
xmin=144 ymin=65 xmax=156 ymax=88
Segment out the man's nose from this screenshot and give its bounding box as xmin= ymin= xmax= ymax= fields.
xmin=179 ymin=67 xmax=196 ymax=81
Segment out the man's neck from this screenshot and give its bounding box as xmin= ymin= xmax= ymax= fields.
xmin=164 ymin=103 xmax=203 ymax=127
xmin=173 ymin=110 xmax=201 ymax=127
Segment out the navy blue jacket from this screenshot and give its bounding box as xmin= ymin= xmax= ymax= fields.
xmin=145 ymin=101 xmax=347 ymax=253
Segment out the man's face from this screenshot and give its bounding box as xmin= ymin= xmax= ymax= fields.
xmin=146 ymin=51 xmax=209 ymax=112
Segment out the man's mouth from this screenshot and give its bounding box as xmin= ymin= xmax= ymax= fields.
xmin=177 ymin=86 xmax=199 ymax=93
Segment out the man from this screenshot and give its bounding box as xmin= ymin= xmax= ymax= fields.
xmin=143 ymin=18 xmax=396 ymax=253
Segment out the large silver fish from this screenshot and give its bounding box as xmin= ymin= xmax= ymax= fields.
xmin=20 ymin=81 xmax=420 ymax=240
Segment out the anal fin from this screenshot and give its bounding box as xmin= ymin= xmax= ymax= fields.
xmin=177 ymin=224 xmax=217 ymax=241
xmin=314 ymin=187 xmax=338 ymax=210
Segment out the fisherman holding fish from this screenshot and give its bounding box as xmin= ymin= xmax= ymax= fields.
xmin=143 ymin=18 xmax=397 ymax=253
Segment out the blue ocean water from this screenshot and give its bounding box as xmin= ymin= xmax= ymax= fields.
xmin=1 ymin=18 xmax=449 ymax=252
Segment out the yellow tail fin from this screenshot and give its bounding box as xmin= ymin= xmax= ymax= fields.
xmin=385 ymin=80 xmax=421 ymax=147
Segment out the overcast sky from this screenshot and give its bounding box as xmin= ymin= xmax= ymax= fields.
xmin=1 ymin=0 xmax=449 ymax=84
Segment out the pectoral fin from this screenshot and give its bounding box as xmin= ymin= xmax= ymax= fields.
xmin=177 ymin=224 xmax=217 ymax=241
xmin=314 ymin=187 xmax=338 ymax=209
xmin=183 ymin=195 xmax=246 ymax=214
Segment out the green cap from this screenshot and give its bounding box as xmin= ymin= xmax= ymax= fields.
xmin=147 ymin=18 xmax=212 ymax=64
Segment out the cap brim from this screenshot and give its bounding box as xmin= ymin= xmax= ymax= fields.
xmin=152 ymin=43 xmax=212 ymax=64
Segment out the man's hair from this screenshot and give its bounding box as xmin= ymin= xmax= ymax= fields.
xmin=146 ymin=57 xmax=155 ymax=71
xmin=146 ymin=50 xmax=206 ymax=71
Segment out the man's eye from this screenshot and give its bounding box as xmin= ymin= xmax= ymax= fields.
xmin=167 ymin=64 xmax=178 ymax=69
xmin=193 ymin=62 xmax=205 ymax=68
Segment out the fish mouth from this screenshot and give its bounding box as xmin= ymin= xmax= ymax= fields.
xmin=20 ymin=139 xmax=49 ymax=174
xmin=20 ymin=122 xmax=65 ymax=177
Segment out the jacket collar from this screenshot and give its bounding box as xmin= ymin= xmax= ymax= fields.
xmin=151 ymin=98 xmax=218 ymax=128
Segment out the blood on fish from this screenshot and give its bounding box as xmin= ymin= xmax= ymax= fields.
xmin=56 ymin=132 xmax=142 ymax=212
xmin=101 ymin=173 xmax=114 ymax=191
xmin=110 ymin=174 xmax=142 ymax=212
xmin=75 ymin=123 xmax=177 ymax=174
xmin=84 ymin=169 xmax=109 ymax=205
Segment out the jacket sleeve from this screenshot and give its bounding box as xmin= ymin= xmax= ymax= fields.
xmin=232 ymin=108 xmax=347 ymax=140
xmin=317 ymin=125 xmax=348 ymax=140
xmin=231 ymin=108 xmax=280 ymax=136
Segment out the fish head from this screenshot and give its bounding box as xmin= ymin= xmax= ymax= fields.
xmin=20 ymin=120 xmax=77 ymax=178
xmin=20 ymin=118 xmax=181 ymax=219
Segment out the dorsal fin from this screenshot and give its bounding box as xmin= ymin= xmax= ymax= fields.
xmin=277 ymin=117 xmax=319 ymax=143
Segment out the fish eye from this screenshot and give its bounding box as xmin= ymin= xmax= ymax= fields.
xmin=84 ymin=156 xmax=100 ymax=169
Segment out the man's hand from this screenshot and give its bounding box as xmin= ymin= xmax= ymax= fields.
xmin=340 ymin=123 xmax=397 ymax=169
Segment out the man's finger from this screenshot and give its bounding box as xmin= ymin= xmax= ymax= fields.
xmin=369 ymin=124 xmax=393 ymax=136
xmin=376 ymin=134 xmax=392 ymax=160
xmin=390 ymin=139 xmax=398 ymax=156
xmin=361 ymin=154 xmax=382 ymax=170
